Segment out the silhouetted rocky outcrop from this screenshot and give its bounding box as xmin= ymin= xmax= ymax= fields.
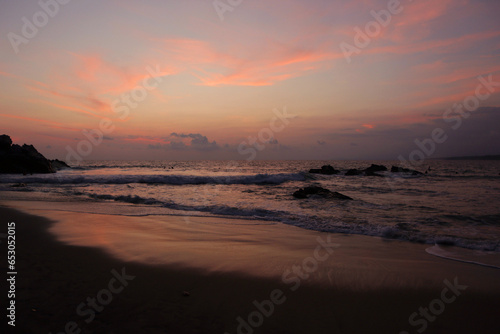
xmin=308 ymin=165 xmax=340 ymax=175
xmin=50 ymin=159 xmax=71 ymax=171
xmin=293 ymin=186 xmax=353 ymax=200
xmin=364 ymin=164 xmax=387 ymax=173
xmin=0 ymin=134 xmax=12 ymax=150
xmin=344 ymin=164 xmax=387 ymax=176
xmin=0 ymin=134 xmax=67 ymax=174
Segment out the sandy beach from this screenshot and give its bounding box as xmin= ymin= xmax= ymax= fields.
xmin=1 ymin=201 xmax=500 ymax=334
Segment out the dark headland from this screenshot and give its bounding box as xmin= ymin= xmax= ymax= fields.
xmin=0 ymin=134 xmax=69 ymax=174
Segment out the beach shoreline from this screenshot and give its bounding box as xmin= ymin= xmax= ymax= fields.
xmin=1 ymin=200 xmax=500 ymax=333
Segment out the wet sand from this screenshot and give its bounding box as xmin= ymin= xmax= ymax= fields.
xmin=1 ymin=201 xmax=499 ymax=333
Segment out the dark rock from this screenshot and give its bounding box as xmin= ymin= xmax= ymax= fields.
xmin=293 ymin=186 xmax=326 ymax=198
xmin=345 ymin=165 xmax=386 ymax=176
xmin=0 ymin=134 xmax=12 ymax=151
xmin=0 ymin=135 xmax=55 ymax=174
xmin=364 ymin=164 xmax=387 ymax=173
xmin=320 ymin=165 xmax=339 ymax=175
xmin=293 ymin=186 xmax=352 ymax=200
xmin=391 ymin=166 xmax=401 ymax=173
xmin=390 ymin=166 xmax=423 ymax=175
xmin=308 ymin=168 xmax=322 ymax=174
xmin=308 ymin=165 xmax=340 ymax=175
xmin=345 ymin=169 xmax=363 ymax=176
xmin=50 ymin=159 xmax=71 ymax=171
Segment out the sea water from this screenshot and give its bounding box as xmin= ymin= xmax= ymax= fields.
xmin=1 ymin=159 xmax=499 ymax=252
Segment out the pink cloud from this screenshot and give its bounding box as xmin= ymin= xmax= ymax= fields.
xmin=387 ymin=0 xmax=458 ymax=42
xmin=155 ymin=37 xmax=342 ymax=86
xmin=28 ymin=99 xmax=104 ymax=119
xmin=9 ymin=52 xmax=174 ymax=125
xmin=366 ymin=30 xmax=500 ymax=57
xmin=397 ymin=59 xmax=500 ymax=109
xmin=0 ymin=113 xmax=81 ymax=132
xmin=70 ymin=53 xmax=171 ymax=95
xmin=25 ymin=83 xmax=113 ymax=117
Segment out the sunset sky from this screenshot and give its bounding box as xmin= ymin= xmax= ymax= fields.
xmin=1 ymin=0 xmax=499 ymax=161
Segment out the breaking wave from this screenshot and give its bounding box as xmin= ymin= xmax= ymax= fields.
xmin=0 ymin=172 xmax=306 ymax=185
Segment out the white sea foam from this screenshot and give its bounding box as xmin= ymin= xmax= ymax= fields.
xmin=0 ymin=172 xmax=306 ymax=185
xmin=425 ymin=244 xmax=500 ymax=269
xmin=2 ymin=159 xmax=500 ymax=253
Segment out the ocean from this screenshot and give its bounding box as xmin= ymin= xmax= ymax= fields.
xmin=1 ymin=159 xmax=499 ymax=253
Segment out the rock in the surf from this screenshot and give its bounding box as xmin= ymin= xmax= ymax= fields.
xmin=50 ymin=159 xmax=71 ymax=171
xmin=308 ymin=165 xmax=340 ymax=175
xmin=364 ymin=164 xmax=387 ymax=173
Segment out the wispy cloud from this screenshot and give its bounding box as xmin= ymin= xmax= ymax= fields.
xmin=151 ymin=36 xmax=344 ymax=86
xmin=0 ymin=113 xmax=81 ymax=132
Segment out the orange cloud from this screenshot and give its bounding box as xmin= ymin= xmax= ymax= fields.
xmin=70 ymin=53 xmax=169 ymax=95
xmin=11 ymin=52 xmax=174 ymax=127
xmin=29 ymin=99 xmax=103 ymax=119
xmin=25 ymin=82 xmax=112 ymax=117
xmin=155 ymin=37 xmax=341 ymax=86
xmin=0 ymin=113 xmax=81 ymax=132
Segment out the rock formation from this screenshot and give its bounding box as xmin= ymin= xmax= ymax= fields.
xmin=308 ymin=165 xmax=340 ymax=175
xmin=0 ymin=134 xmax=68 ymax=174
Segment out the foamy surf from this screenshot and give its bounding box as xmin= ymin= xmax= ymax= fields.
xmin=2 ymin=159 xmax=500 ymax=254
xmin=425 ymin=244 xmax=500 ymax=269
xmin=0 ymin=172 xmax=306 ymax=185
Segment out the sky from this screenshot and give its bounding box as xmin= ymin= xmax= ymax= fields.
xmin=0 ymin=0 xmax=499 ymax=162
